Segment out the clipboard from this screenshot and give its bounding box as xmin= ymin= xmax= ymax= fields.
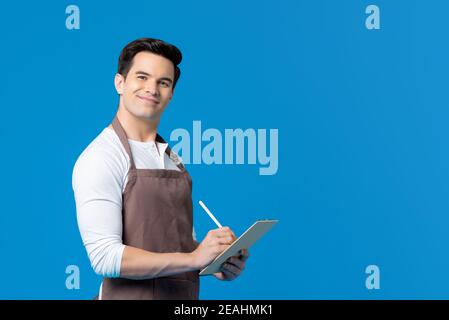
xmin=199 ymin=219 xmax=278 ymax=275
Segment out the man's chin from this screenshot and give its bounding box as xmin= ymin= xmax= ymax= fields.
xmin=139 ymin=111 xmax=162 ymax=122
xmin=126 ymin=105 xmax=163 ymax=122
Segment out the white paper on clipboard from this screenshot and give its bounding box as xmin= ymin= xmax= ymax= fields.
xmin=199 ymin=219 xmax=278 ymax=275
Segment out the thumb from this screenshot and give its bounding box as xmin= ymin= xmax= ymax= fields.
xmin=213 ymin=272 xmax=226 ymax=280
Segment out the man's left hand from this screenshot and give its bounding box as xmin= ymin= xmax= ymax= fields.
xmin=213 ymin=249 xmax=249 ymax=281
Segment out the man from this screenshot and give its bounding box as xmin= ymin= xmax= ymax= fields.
xmin=72 ymin=38 xmax=249 ymax=300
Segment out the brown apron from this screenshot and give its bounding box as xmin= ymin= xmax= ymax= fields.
xmin=101 ymin=116 xmax=199 ymax=300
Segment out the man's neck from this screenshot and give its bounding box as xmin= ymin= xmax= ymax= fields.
xmin=113 ymin=106 xmax=159 ymax=142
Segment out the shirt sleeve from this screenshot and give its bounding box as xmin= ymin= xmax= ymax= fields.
xmin=72 ymin=148 xmax=126 ymax=278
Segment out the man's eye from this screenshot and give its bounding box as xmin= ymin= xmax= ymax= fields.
xmin=137 ymin=76 xmax=147 ymax=80
xmin=160 ymin=81 xmax=169 ymax=87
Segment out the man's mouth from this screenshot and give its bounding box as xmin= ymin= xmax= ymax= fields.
xmin=137 ymin=95 xmax=160 ymax=104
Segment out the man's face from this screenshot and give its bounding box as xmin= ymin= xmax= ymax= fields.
xmin=115 ymin=51 xmax=175 ymax=121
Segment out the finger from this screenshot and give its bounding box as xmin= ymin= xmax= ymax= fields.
xmin=218 ymin=226 xmax=231 ymax=233
xmin=216 ymin=236 xmax=234 ymax=245
xmin=217 ymin=244 xmax=230 ymax=253
xmin=217 ymin=226 xmax=236 ymax=238
xmin=222 ymin=232 xmax=237 ymax=243
xmin=216 ymin=230 xmax=235 ymax=239
xmin=228 ymin=228 xmax=237 ymax=240
xmin=213 ymin=272 xmax=226 ymax=280
xmin=226 ymin=256 xmax=244 ymax=270
xmin=239 ymin=249 xmax=250 ymax=262
xmin=215 ymin=234 xmax=235 ymax=242
xmin=220 ymin=268 xmax=235 ymax=281
xmin=221 ymin=262 xmax=241 ymax=276
xmin=211 ymin=227 xmax=233 ymax=238
xmin=220 ymin=265 xmax=239 ymax=281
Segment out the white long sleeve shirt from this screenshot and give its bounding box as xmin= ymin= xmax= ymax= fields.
xmin=72 ymin=127 xmax=196 ymax=281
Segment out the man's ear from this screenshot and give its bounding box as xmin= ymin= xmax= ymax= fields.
xmin=114 ymin=73 xmax=125 ymax=95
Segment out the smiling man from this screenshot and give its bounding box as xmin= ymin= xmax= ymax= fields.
xmin=72 ymin=38 xmax=249 ymax=300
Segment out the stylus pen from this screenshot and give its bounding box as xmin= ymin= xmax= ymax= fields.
xmin=198 ymin=200 xmax=223 ymax=228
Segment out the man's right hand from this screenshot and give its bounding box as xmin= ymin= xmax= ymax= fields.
xmin=191 ymin=227 xmax=236 ymax=269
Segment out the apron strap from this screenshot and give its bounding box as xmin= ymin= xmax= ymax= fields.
xmin=155 ymin=134 xmax=187 ymax=172
xmin=112 ymin=116 xmax=136 ymax=170
xmin=111 ymin=116 xmax=186 ymax=172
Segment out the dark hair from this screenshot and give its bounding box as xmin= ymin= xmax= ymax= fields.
xmin=118 ymin=38 xmax=182 ymax=89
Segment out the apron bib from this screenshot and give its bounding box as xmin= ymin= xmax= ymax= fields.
xmin=101 ymin=116 xmax=199 ymax=300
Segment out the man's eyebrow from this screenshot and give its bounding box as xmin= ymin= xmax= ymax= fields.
xmin=135 ymin=71 xmax=150 ymax=76
xmin=135 ymin=71 xmax=173 ymax=82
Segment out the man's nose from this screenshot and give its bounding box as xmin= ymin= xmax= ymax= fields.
xmin=144 ymin=80 xmax=159 ymax=96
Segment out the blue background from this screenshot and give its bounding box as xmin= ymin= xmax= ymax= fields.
xmin=1 ymin=0 xmax=449 ymax=299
